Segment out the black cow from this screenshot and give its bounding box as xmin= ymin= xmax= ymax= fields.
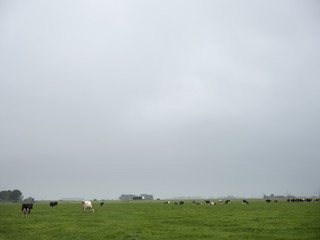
xmin=242 ymin=200 xmax=249 ymax=204
xmin=175 ymin=201 xmax=184 ymax=205
xmin=265 ymin=199 xmax=271 ymax=203
xmin=100 ymin=202 xmax=104 ymax=207
xmin=22 ymin=203 xmax=33 ymax=217
xmin=50 ymin=202 xmax=58 ymax=208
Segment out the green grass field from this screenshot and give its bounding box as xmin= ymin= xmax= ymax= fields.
xmin=0 ymin=199 xmax=319 ymax=240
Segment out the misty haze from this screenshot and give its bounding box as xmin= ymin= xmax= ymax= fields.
xmin=0 ymin=0 xmax=319 ymax=201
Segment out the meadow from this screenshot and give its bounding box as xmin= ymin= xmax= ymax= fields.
xmin=0 ymin=199 xmax=319 ymax=240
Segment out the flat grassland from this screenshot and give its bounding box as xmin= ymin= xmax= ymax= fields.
xmin=0 ymin=199 xmax=319 ymax=240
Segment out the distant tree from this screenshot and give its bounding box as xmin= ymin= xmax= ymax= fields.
xmin=10 ymin=189 xmax=23 ymax=201
xmin=287 ymin=194 xmax=296 ymax=198
xmin=0 ymin=189 xmax=23 ymax=201
xmin=0 ymin=190 xmax=10 ymax=201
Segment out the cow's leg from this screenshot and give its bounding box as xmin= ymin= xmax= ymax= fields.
xmin=22 ymin=209 xmax=27 ymax=217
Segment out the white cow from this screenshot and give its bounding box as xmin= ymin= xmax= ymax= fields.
xmin=82 ymin=201 xmax=94 ymax=213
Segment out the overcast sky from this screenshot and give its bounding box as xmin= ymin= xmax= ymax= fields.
xmin=1 ymin=0 xmax=319 ymax=200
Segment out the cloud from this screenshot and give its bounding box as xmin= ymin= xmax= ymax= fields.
xmin=0 ymin=0 xmax=319 ymax=199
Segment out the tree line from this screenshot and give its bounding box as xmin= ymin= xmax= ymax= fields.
xmin=0 ymin=189 xmax=23 ymax=202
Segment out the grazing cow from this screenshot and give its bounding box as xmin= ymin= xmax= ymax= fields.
xmin=219 ymin=200 xmax=223 ymax=204
xmin=22 ymin=203 xmax=33 ymax=217
xmin=265 ymin=199 xmax=271 ymax=203
xmin=82 ymin=201 xmax=94 ymax=213
xmin=164 ymin=201 xmax=170 ymax=205
xmin=179 ymin=201 xmax=184 ymax=205
xmin=100 ymin=202 xmax=104 ymax=207
xmin=242 ymin=200 xmax=249 ymax=204
xmin=274 ymin=200 xmax=278 ymax=203
xmin=205 ymin=200 xmax=215 ymax=205
xmin=50 ymin=201 xmax=58 ymax=207
xmin=225 ymin=200 xmax=230 ymax=204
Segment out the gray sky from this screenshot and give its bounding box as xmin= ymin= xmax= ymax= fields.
xmin=1 ymin=0 xmax=320 ymax=200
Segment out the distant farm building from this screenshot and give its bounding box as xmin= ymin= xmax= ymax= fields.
xmin=133 ymin=196 xmax=143 ymax=200
xmin=119 ymin=194 xmax=153 ymax=201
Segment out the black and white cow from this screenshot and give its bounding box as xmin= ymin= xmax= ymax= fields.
xmin=22 ymin=203 xmax=33 ymax=217
xmin=175 ymin=201 xmax=184 ymax=205
xmin=164 ymin=201 xmax=170 ymax=205
xmin=205 ymin=200 xmax=215 ymax=205
xmin=50 ymin=201 xmax=58 ymax=207
xmin=242 ymin=200 xmax=249 ymax=204
xmin=225 ymin=200 xmax=230 ymax=204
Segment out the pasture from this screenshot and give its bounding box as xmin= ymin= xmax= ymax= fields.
xmin=0 ymin=199 xmax=319 ymax=240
